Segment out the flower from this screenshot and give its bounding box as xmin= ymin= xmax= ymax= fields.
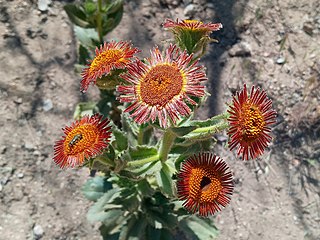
xmin=53 ymin=113 xmax=112 ymax=168
xmin=227 ymin=84 xmax=277 ymax=160
xmin=81 ymin=41 xmax=140 ymax=92
xmin=163 ymin=19 xmax=223 ymax=54
xmin=117 ymin=44 xmax=207 ymax=128
xmin=177 ymin=153 xmax=234 ymax=217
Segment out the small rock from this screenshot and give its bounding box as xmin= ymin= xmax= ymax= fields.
xmin=33 ymin=150 xmax=41 ymax=156
xmin=13 ymin=97 xmax=23 ymax=104
xmin=33 ymin=224 xmax=44 ymax=238
xmin=0 ymin=146 xmax=7 ymax=154
xmin=276 ymin=56 xmax=286 ymax=64
xmin=24 ymin=141 xmax=35 ymax=150
xmin=184 ymin=4 xmax=196 ymax=16
xmin=302 ymin=21 xmax=314 ymax=35
xmin=228 ymin=42 xmax=251 ymax=57
xmin=42 ymin=99 xmax=53 ymax=112
xmin=0 ymin=184 xmax=2 ymax=192
xmin=17 ymin=173 xmax=24 ymax=179
xmin=38 ymin=0 xmax=51 ymax=12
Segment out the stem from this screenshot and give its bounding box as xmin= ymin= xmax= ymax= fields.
xmin=191 ymin=121 xmax=229 ymax=134
xmin=159 ymin=129 xmax=176 ymax=162
xmin=137 ymin=125 xmax=152 ymax=145
xmin=97 ymin=0 xmax=103 ymax=43
xmin=126 ymin=154 xmax=159 ymax=167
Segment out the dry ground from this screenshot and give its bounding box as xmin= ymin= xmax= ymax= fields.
xmin=0 ymin=0 xmax=319 ymax=239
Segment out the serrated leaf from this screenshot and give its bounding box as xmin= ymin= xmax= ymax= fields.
xmin=74 ymin=26 xmax=99 ymax=49
xmin=156 ymin=162 xmax=174 ymax=196
xmin=119 ymin=214 xmax=147 ymax=240
xmin=146 ymin=226 xmax=175 ymax=240
xmin=82 ymin=176 xmax=112 ymax=202
xmin=78 ymin=44 xmax=90 ymax=65
xmin=179 ymin=216 xmax=219 ymax=240
xmin=73 ymin=102 xmax=97 ymax=120
xmin=100 ymin=209 xmax=126 ymax=234
xmin=170 ymin=126 xmax=197 ymax=137
xmin=64 ymin=4 xmax=92 ymax=28
xmin=87 ymin=188 xmax=121 ymax=223
xmin=112 ymin=126 xmax=128 ymax=151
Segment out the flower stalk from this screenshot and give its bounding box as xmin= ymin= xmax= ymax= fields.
xmin=159 ymin=128 xmax=176 ymax=162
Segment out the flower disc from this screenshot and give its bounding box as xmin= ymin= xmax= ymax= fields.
xmin=53 ymin=113 xmax=112 ymax=168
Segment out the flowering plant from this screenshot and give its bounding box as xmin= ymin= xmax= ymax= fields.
xmin=55 ymin=1 xmax=276 ymax=239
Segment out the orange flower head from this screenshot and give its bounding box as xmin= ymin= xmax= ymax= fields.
xmin=117 ymin=44 xmax=207 ymax=128
xmin=227 ymin=84 xmax=277 ymax=160
xmin=81 ymin=41 xmax=140 ymax=92
xmin=53 ymin=113 xmax=112 ymax=168
xmin=163 ymin=19 xmax=223 ymax=33
xmin=177 ymin=153 xmax=234 ymax=217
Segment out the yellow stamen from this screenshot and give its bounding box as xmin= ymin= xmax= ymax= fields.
xmin=64 ymin=125 xmax=99 ymax=155
xmin=189 ymin=168 xmax=222 ymax=202
xmin=240 ymin=102 xmax=265 ymax=142
xmin=89 ymin=49 xmax=124 ymax=74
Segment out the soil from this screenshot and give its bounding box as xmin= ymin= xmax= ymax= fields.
xmin=0 ymin=0 xmax=319 ymax=240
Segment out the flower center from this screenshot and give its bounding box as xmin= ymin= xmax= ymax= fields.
xmin=139 ymin=64 xmax=184 ymax=108
xmin=89 ymin=49 xmax=124 ymax=74
xmin=189 ymin=168 xmax=222 ymax=203
xmin=64 ymin=125 xmax=99 ymax=155
xmin=240 ymin=102 xmax=265 ymax=142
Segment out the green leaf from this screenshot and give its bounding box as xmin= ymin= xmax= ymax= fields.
xmin=73 ymin=102 xmax=97 ymax=120
xmin=100 ymin=225 xmax=120 ymax=240
xmin=101 ymin=2 xmax=123 ymax=35
xmin=119 ymin=214 xmax=147 ymax=240
xmin=74 ymin=26 xmax=99 ymax=49
xmin=87 ymin=188 xmax=121 ymax=223
xmin=82 ymin=176 xmax=112 ymax=202
xmin=156 ymin=162 xmax=175 ymax=196
xmin=179 ymin=216 xmax=219 ymax=240
xmin=170 ymin=126 xmax=197 ymax=137
xmin=121 ymin=112 xmax=139 ymax=146
xmin=64 ymin=4 xmax=92 ymax=28
xmin=145 ymin=225 xmax=175 ymax=240
xmin=101 ymin=209 xmax=126 ymax=234
xmin=112 ymin=126 xmax=128 ymax=152
xmin=103 ymin=0 xmax=124 ymax=14
xmin=78 ymin=44 xmax=90 ymax=65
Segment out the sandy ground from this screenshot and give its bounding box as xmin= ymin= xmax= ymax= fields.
xmin=0 ymin=0 xmax=319 ymax=239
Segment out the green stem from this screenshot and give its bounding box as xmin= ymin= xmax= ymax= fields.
xmin=97 ymin=0 xmax=103 ymax=43
xmin=191 ymin=121 xmax=229 ymax=134
xmin=126 ymin=154 xmax=159 ymax=167
xmin=159 ymin=129 xmax=176 ymax=162
xmin=137 ymin=125 xmax=152 ymax=145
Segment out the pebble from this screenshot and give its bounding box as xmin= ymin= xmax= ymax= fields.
xmin=0 ymin=146 xmax=6 ymax=154
xmin=42 ymin=99 xmax=53 ymax=112
xmin=228 ymin=42 xmax=252 ymax=57
xmin=38 ymin=0 xmax=51 ymax=12
xmin=33 ymin=224 xmax=44 ymax=238
xmin=24 ymin=141 xmax=35 ymax=150
xmin=17 ymin=173 xmax=24 ymax=179
xmin=276 ymin=56 xmax=286 ymax=64
xmin=302 ymin=21 xmax=314 ymax=35
xmin=184 ymin=4 xmax=196 ymax=16
xmin=13 ymin=97 xmax=23 ymax=104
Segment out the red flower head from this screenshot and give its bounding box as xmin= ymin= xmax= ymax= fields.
xmin=163 ymin=19 xmax=223 ymax=54
xmin=163 ymin=19 xmax=222 ymax=33
xmin=177 ymin=153 xmax=234 ymax=217
xmin=227 ymin=84 xmax=277 ymax=160
xmin=53 ymin=113 xmax=112 ymax=168
xmin=81 ymin=41 xmax=140 ymax=92
xmin=117 ymin=44 xmax=207 ymax=128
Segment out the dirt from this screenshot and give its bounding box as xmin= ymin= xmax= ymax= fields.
xmin=0 ymin=0 xmax=319 ymax=240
